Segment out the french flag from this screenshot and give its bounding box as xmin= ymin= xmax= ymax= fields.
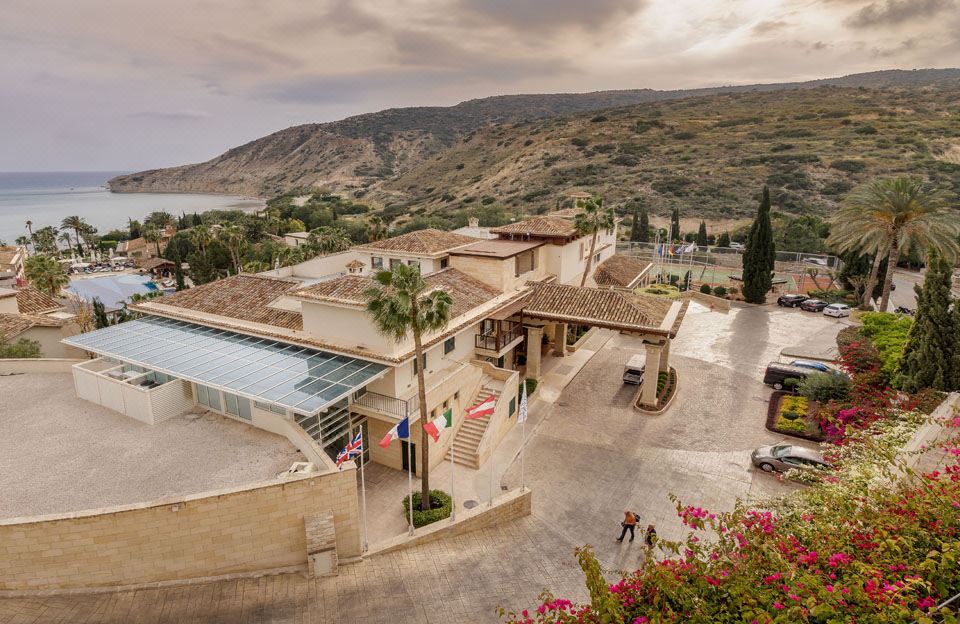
xmin=379 ymin=416 xmax=410 ymax=448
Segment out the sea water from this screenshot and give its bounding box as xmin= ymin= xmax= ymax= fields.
xmin=0 ymin=171 xmax=264 ymax=245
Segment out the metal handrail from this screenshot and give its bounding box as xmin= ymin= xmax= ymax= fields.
xmin=475 ymin=321 xmax=523 ymax=351
xmin=353 ymin=390 xmax=413 ymax=419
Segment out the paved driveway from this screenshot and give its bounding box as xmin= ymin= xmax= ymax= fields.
xmin=0 ymin=303 xmax=842 ymax=623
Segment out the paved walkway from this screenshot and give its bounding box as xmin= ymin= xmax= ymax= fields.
xmin=0 ymin=303 xmax=841 ymax=623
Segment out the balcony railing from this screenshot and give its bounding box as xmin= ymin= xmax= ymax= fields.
xmin=352 ymin=390 xmax=417 ymax=419
xmin=475 ymin=321 xmax=523 ymax=352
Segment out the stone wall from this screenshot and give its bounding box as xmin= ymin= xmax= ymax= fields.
xmin=0 ymin=358 xmax=84 ymax=375
xmin=0 ymin=469 xmax=361 ymax=592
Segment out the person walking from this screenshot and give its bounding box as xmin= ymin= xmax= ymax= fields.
xmin=616 ymin=510 xmax=638 ymax=542
xmin=644 ymin=524 xmax=657 ymax=548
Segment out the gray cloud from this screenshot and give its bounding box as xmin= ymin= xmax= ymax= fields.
xmin=845 ymin=0 xmax=955 ymax=28
xmin=127 ymin=110 xmax=211 ymax=121
xmin=274 ymin=1 xmax=383 ymax=37
xmin=456 ymin=0 xmax=647 ymax=34
xmin=753 ymin=20 xmax=790 ymax=35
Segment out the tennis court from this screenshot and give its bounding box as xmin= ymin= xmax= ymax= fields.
xmin=651 ymin=263 xmax=799 ymax=291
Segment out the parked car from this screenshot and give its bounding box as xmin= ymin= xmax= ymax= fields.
xmin=800 ymin=299 xmax=829 ymax=312
xmin=803 ymin=257 xmax=828 ymax=266
xmin=762 ymin=363 xmax=811 ymax=390
xmin=789 ymin=359 xmax=831 ymax=373
xmin=729 ymin=242 xmax=744 ymax=250
xmin=823 ymin=303 xmax=851 ymax=318
xmin=623 ymin=354 xmax=645 ymax=385
xmin=777 ymin=294 xmax=808 ymax=307
xmin=751 ymin=444 xmax=829 ymax=473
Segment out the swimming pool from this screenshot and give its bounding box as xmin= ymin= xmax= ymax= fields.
xmin=66 ymin=274 xmax=160 ymax=308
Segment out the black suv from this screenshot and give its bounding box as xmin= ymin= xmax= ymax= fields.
xmin=800 ymin=299 xmax=829 ymax=312
xmin=777 ymin=294 xmax=808 ymax=307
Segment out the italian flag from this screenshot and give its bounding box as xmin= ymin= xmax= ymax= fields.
xmin=423 ymin=408 xmax=452 ymax=443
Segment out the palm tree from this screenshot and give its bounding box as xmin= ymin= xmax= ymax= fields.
xmin=31 ymin=226 xmax=59 ymax=255
xmin=217 ymin=225 xmax=248 ymax=274
xmin=14 ymin=235 xmax=30 ymax=249
xmin=61 ymin=216 xmax=89 ymax=254
xmin=307 ymin=226 xmax=352 ymax=255
xmin=144 ymin=211 xmax=175 ymax=229
xmin=58 ymin=232 xmax=74 ymax=256
xmin=142 ymin=225 xmax=162 ymax=257
xmin=828 ymin=177 xmax=959 ymax=311
xmin=367 ymin=216 xmax=387 ymax=242
xmin=25 ymin=220 xmax=33 ymax=239
xmin=23 ymin=254 xmax=69 ymax=296
xmin=573 ymin=195 xmax=615 ymax=287
xmin=189 ymin=225 xmax=212 ymax=255
xmin=364 ymin=263 xmax=453 ymax=512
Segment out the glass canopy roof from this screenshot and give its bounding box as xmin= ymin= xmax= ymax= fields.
xmin=64 ymin=316 xmax=387 ymax=414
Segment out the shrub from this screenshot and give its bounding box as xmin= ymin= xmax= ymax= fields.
xmin=519 ymin=377 xmax=538 ymax=396
xmin=712 ymin=286 xmax=728 ymax=297
xmin=859 ymin=312 xmax=912 ymax=378
xmin=590 ymin=114 xmax=608 ymax=123
xmin=402 ymin=490 xmax=452 ymax=528
xmin=776 ymin=415 xmax=807 ymax=433
xmin=799 ymin=372 xmax=851 ymax=403
xmin=570 ymin=137 xmax=589 ymax=147
xmin=672 ymin=131 xmax=697 ymax=140
xmin=854 ymin=124 xmax=878 ymax=135
xmin=783 ymin=377 xmax=801 ymax=391
xmin=830 ymin=159 xmax=867 ymax=173
xmin=699 ymin=284 xmax=712 ymax=295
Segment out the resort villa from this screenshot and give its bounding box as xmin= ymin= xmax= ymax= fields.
xmin=63 ymin=210 xmax=686 ymax=477
xmin=0 ymin=245 xmax=26 ymax=288
xmin=0 ymin=286 xmax=82 ymax=358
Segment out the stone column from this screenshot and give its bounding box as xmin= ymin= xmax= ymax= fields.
xmin=526 ymin=327 xmax=543 ymax=379
xmin=659 ymin=339 xmax=670 ymax=373
xmin=554 ymin=323 xmax=567 ymax=357
xmin=640 ymin=343 xmax=663 ymax=406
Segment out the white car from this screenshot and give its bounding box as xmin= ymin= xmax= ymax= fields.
xmin=823 ymin=303 xmax=851 ymax=318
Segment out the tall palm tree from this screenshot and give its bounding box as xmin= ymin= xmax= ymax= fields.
xmin=364 ymin=263 xmax=452 ymax=512
xmin=188 ymin=225 xmax=212 ymax=255
xmin=217 ymin=224 xmax=248 ymax=274
xmin=23 ymin=254 xmax=69 ymax=296
xmin=367 ymin=216 xmax=387 ymax=242
xmin=574 ymin=195 xmax=615 ymax=287
xmin=58 ymin=232 xmax=74 ymax=256
xmin=14 ymin=235 xmax=30 ymax=249
xmin=307 ymin=226 xmax=352 ymax=255
xmin=142 ymin=225 xmax=162 ymax=257
xmin=25 ymin=220 xmax=33 ymax=240
xmin=828 ymin=177 xmax=959 ymax=311
xmin=61 ymin=216 xmax=88 ymax=254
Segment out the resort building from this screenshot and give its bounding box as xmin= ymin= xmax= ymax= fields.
xmin=116 ymin=225 xmax=176 ymax=261
xmin=63 ymin=210 xmax=686 ymax=475
xmin=0 ymin=286 xmax=82 ymax=357
xmin=0 ymin=245 xmax=26 ymax=288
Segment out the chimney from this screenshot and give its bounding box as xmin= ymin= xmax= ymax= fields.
xmin=468 ymin=217 xmax=479 ymax=228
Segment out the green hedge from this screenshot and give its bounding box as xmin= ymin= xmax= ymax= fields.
xmin=402 ymin=490 xmax=452 ymax=528
xmin=519 ymin=377 xmax=538 ymax=396
xmin=776 ymin=415 xmax=807 ymax=433
xmin=859 ymin=312 xmax=912 ymax=378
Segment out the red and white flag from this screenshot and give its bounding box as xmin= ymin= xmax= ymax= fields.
xmin=466 ymin=396 xmax=496 ymax=419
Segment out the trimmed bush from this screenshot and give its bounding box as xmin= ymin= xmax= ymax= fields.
xmin=799 ymin=372 xmax=851 ymax=403
xmin=699 ymin=284 xmax=712 ymax=295
xmin=859 ymin=312 xmax=912 ymax=378
xmin=776 ymin=415 xmax=807 ymax=433
xmin=402 ymin=490 xmax=452 ymax=528
xmin=712 ymin=286 xmax=728 ymax=297
xmin=519 ymin=377 xmax=538 ymax=396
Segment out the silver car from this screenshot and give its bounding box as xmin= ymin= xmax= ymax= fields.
xmin=751 ymin=444 xmax=829 ymax=473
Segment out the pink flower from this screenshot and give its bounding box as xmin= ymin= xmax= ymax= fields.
xmin=917 ymin=596 xmax=937 ymax=609
xmin=633 ymin=618 xmax=649 ymax=624
xmin=773 ymin=601 xmax=785 ymax=610
xmin=828 ymin=553 xmax=851 ymax=567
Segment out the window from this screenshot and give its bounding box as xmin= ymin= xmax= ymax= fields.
xmin=444 ymin=337 xmax=455 ymax=354
xmin=224 ymin=392 xmax=239 ymax=416
xmin=413 ymin=352 xmax=427 ymax=374
xmin=515 ymin=250 xmax=535 ymax=277
xmin=196 ymin=384 xmax=208 ymax=406
xmin=255 ymin=400 xmax=286 ymax=415
xmin=371 ymin=256 xmax=383 ymax=270
xmin=509 ymin=397 xmax=516 ymax=417
xmin=407 ymin=260 xmax=421 ymax=272
xmin=594 ymin=253 xmax=601 ymax=264
xmin=389 ymin=258 xmax=401 ymax=269
xmin=454 ymin=391 xmax=459 ymax=401
xmin=443 ymin=399 xmax=449 ymax=409
xmin=207 ymin=388 xmax=221 ymax=411
xmin=237 ymin=396 xmax=252 ymax=421
xmin=440 ymin=258 xmax=449 ymax=269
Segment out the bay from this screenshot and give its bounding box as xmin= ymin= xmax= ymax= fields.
xmin=0 ymin=171 xmax=264 ymax=245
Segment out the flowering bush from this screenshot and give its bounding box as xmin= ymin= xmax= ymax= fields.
xmin=502 ymin=409 xmax=960 ymax=624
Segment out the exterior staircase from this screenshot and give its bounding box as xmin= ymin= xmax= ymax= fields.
xmin=446 ymin=381 xmax=501 ymax=469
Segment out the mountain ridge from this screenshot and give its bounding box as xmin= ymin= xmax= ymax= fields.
xmin=108 ymin=68 xmax=960 ymax=209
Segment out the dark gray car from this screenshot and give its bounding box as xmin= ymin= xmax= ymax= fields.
xmin=751 ymin=444 xmax=829 ymax=473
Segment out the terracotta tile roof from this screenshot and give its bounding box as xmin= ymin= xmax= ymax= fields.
xmin=139 ymin=257 xmax=176 ymax=270
xmin=0 ymin=313 xmax=63 ymax=338
xmin=522 ymin=282 xmax=686 ymax=337
xmin=489 ymin=216 xmax=578 ymax=238
xmin=15 ymin=286 xmax=62 ymax=315
xmin=354 ymin=229 xmax=476 ymax=256
xmin=292 ymin=268 xmax=501 ymax=318
xmin=594 ymin=255 xmax=652 ymax=289
xmin=0 ymin=246 xmax=24 ymax=267
xmin=143 ymin=274 xmax=303 ymax=330
xmin=345 ymin=259 xmax=365 ymax=270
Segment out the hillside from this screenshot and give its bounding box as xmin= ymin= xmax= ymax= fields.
xmin=110 ymin=69 xmax=960 ymax=218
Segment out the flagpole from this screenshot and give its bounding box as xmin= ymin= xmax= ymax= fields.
xmin=520 ymin=382 xmax=527 ymax=492
xmin=488 ymin=446 xmax=494 ymax=507
xmin=360 ymin=445 xmax=369 ymax=553
xmin=406 ymin=435 xmax=414 ymax=535
xmin=449 ymin=424 xmax=456 ymax=522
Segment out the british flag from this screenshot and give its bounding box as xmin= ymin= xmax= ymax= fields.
xmin=336 ymin=431 xmax=364 ymax=468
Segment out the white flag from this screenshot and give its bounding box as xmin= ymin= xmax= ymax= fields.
xmin=518 ymin=381 xmax=529 ymax=424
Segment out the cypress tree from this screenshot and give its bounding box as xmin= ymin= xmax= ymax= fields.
xmin=630 ymin=205 xmax=641 ymax=242
xmin=898 ymin=247 xmax=957 ymax=392
xmin=92 ymin=297 xmax=110 ymax=329
xmin=696 ymin=220 xmax=708 ymax=246
xmin=741 ymin=187 xmax=776 ymax=304
xmin=172 ymin=243 xmax=186 ymax=291
xmin=639 ymin=207 xmax=650 ymax=243
xmin=670 ymin=207 xmax=680 ymax=242
xmin=717 ymin=231 xmax=731 ymax=248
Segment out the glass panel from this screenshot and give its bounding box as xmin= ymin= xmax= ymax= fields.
xmin=224 ymin=392 xmax=239 ymax=416
xmin=207 ymin=388 xmax=221 ymax=411
xmin=237 ymin=396 xmax=252 ymax=420
xmin=196 ymin=384 xmax=208 ymax=406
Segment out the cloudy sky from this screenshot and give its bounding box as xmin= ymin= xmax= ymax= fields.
xmin=2 ymin=0 xmax=958 ymax=171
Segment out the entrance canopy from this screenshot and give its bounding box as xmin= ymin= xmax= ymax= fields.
xmin=64 ymin=316 xmax=387 ymax=414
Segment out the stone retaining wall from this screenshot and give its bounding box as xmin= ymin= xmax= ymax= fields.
xmin=0 ymin=358 xmax=84 ymax=375
xmin=0 ymin=469 xmax=360 ymax=593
